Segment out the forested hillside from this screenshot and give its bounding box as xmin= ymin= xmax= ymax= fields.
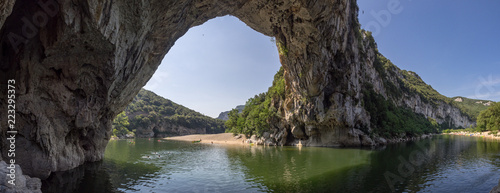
xmin=112 ymin=89 xmax=225 ymax=138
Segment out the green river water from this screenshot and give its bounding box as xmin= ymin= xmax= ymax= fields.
xmin=42 ymin=135 xmax=500 ymax=193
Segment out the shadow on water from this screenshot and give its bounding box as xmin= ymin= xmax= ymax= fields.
xmin=41 ymin=161 xmax=115 ymax=193
xmin=41 ymin=159 xmax=161 ymax=193
xmin=42 ymin=139 xmax=163 ymax=193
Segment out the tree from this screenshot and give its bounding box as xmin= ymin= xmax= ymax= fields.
xmin=225 ymin=67 xmax=285 ymax=137
xmin=112 ymin=111 xmax=130 ymax=137
xmin=477 ymin=102 xmax=500 ymax=131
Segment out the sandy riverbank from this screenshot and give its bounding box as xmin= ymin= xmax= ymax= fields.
xmin=165 ymin=133 xmax=249 ymax=145
xmin=447 ymin=131 xmax=500 ymax=140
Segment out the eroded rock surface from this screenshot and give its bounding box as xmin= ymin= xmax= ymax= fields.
xmin=0 ymin=0 xmax=474 ymax=179
xmin=0 ymin=161 xmax=42 ymax=193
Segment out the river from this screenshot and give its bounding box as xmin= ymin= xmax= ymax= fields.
xmin=41 ymin=135 xmax=500 ymax=193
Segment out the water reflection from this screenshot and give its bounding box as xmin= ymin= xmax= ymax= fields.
xmin=41 ymin=156 xmax=161 ymax=193
xmin=42 ymin=161 xmax=113 ymax=193
xmin=224 ymin=145 xmax=373 ymax=192
xmin=41 ymin=136 xmax=500 ymax=193
xmin=336 ymin=135 xmax=500 ymax=193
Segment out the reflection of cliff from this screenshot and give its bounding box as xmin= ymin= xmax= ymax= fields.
xmin=42 ymin=140 xmax=162 ymax=193
xmin=225 ymin=146 xmax=372 ymax=192
xmin=360 ymin=135 xmax=500 ymax=192
xmin=42 ymin=160 xmax=160 ymax=193
xmin=41 ymin=161 xmax=115 ymax=193
xmin=222 ymin=136 xmax=500 ymax=193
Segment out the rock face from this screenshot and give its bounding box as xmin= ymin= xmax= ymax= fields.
xmin=0 ymin=0 xmax=474 ymax=179
xmin=0 ymin=161 xmax=42 ymax=193
xmin=217 ymin=105 xmax=245 ymax=121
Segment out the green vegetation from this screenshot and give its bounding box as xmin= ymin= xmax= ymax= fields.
xmin=362 ymin=45 xmax=460 ymax=137
xmin=225 ymin=67 xmax=285 ymax=137
xmin=364 ymin=31 xmax=492 ymax=123
xmin=399 ymin=70 xmax=450 ymax=105
xmin=442 ymin=127 xmax=475 ymax=134
xmin=371 ymin=49 xmax=448 ymax=106
xmin=450 ymin=97 xmax=491 ymax=121
xmin=112 ymin=111 xmax=134 ymax=137
xmin=112 ymin=89 xmax=226 ymax=138
xmin=226 ymin=29 xmax=496 ymax=140
xmin=476 ymin=102 xmax=500 ymax=132
xmin=440 ymin=102 xmax=498 ymax=134
xmin=276 ymin=41 xmax=288 ymax=56
xmin=362 ymin=84 xmax=439 ymax=137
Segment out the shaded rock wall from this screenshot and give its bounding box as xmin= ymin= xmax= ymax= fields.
xmin=0 ymin=0 xmax=473 ymax=180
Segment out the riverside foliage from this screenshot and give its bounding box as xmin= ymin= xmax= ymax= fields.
xmin=225 ymin=67 xmax=285 ymax=137
xmin=476 ymin=102 xmax=500 ymax=132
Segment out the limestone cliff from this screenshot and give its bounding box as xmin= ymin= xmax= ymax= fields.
xmin=0 ymin=0 xmax=481 ymax=180
xmin=264 ymin=31 xmax=476 ymax=147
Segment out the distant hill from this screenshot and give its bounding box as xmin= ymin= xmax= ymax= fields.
xmin=113 ymin=89 xmax=226 ymax=138
xmin=450 ymin=97 xmax=494 ymax=121
xmin=217 ymin=105 xmax=245 ymax=121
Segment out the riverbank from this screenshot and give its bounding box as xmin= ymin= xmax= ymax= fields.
xmin=446 ymin=131 xmax=500 ymax=140
xmin=165 ymin=133 xmax=249 ymax=145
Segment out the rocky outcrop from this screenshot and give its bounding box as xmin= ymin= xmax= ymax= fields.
xmin=0 ymin=0 xmax=475 ymax=179
xmin=217 ymin=105 xmax=245 ymax=121
xmin=0 ymin=161 xmax=42 ymax=193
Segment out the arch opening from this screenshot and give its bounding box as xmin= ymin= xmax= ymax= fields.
xmin=0 ymin=0 xmax=362 ymax=179
xmin=144 ymin=15 xmax=281 ymax=118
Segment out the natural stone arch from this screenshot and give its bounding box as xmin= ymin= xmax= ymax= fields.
xmin=0 ymin=0 xmax=367 ymax=179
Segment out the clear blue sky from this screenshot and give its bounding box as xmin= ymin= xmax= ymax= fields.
xmin=144 ymin=16 xmax=281 ymax=117
xmin=145 ymin=1 xmax=500 ymax=117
